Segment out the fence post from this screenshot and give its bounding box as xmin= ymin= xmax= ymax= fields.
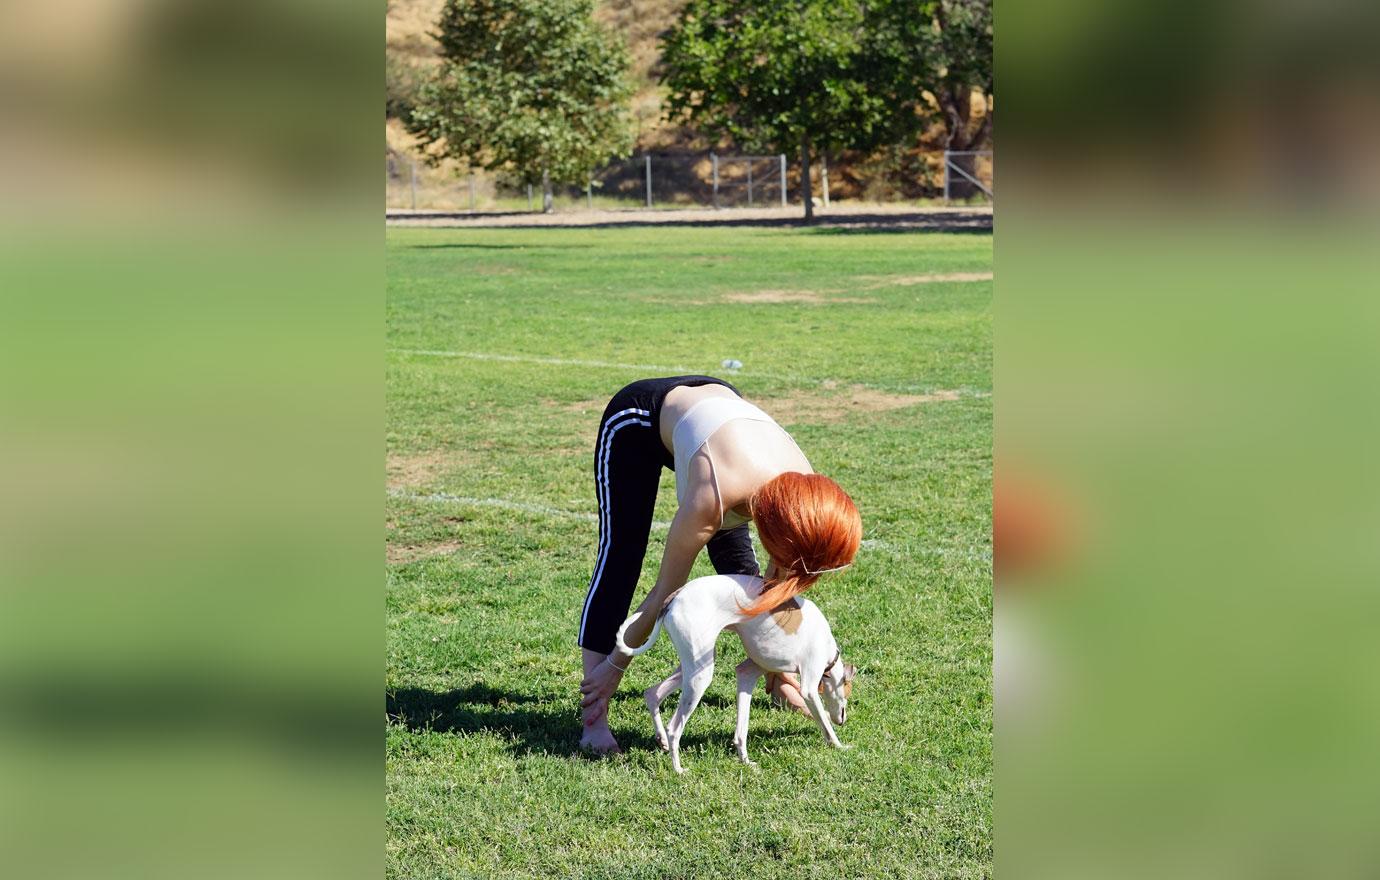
xmin=779 ymin=154 xmax=787 ymax=207
xmin=821 ymin=153 xmax=830 ymax=208
xmin=644 ymin=154 xmax=653 ymax=209
xmin=527 ymin=184 xmax=534 ymax=212
xmin=747 ymin=160 xmax=754 ymax=207
xmin=586 ymin=180 xmax=593 ymax=211
xmin=410 ymin=159 xmax=417 ymax=211
xmin=711 ymin=153 xmax=719 ymax=209
xmin=468 ymin=173 xmax=476 ymax=211
xmin=943 ymin=150 xmax=951 ymax=204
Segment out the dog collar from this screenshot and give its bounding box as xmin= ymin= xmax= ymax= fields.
xmin=822 ymin=649 xmax=840 ymax=678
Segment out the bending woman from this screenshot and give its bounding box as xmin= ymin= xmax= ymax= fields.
xmin=577 ymin=375 xmax=862 ymax=753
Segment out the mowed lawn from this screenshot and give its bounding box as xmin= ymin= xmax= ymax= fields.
xmin=386 ymin=222 xmax=992 ymax=879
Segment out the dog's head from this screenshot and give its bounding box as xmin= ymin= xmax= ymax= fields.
xmin=819 ymin=657 xmax=858 ymax=725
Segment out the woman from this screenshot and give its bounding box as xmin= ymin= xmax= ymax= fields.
xmin=578 ymin=375 xmax=862 ymax=753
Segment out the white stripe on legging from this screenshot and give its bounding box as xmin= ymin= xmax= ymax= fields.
xmin=578 ymin=407 xmax=652 ymax=644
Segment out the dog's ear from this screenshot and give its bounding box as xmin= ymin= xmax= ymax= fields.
xmin=845 ymin=664 xmax=858 ymax=682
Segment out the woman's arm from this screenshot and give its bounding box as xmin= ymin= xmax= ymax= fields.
xmin=620 ymin=499 xmax=720 ymax=649
xmin=579 ymin=471 xmax=720 ymax=721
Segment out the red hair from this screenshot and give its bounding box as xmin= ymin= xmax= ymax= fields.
xmin=740 ymin=472 xmax=862 ymax=617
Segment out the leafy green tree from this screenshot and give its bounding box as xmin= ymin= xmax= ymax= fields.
xmin=663 ymin=0 xmax=992 ymax=216
xmin=876 ymin=0 xmax=993 ymax=151
xmin=662 ymin=0 xmax=894 ymax=221
xmin=407 ymin=0 xmax=634 ymax=212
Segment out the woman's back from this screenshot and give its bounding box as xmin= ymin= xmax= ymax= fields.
xmin=659 ymin=384 xmax=811 ymax=525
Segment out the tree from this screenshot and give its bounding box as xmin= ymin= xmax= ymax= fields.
xmin=662 ymin=0 xmax=894 ymax=222
xmin=406 ymin=0 xmax=634 ymax=212
xmin=663 ymin=0 xmax=992 ymax=214
xmin=877 ymin=0 xmax=993 ymax=151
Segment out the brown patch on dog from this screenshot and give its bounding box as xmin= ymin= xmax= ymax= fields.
xmin=861 ymin=271 xmax=993 ymax=288
xmin=759 ymin=385 xmax=962 ymax=425
xmin=770 ymin=598 xmax=804 ymax=634
xmin=723 ymin=289 xmax=875 ymax=305
xmin=386 ymin=539 xmax=461 ymax=565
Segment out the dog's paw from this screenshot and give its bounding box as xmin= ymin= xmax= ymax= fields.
xmin=833 ymin=741 xmax=854 ymax=751
xmin=655 ymin=735 xmax=669 ymax=752
xmin=741 ymin=759 xmax=760 ymax=771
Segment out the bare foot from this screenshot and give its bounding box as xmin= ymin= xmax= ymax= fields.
xmin=579 ymin=648 xmax=622 ymax=754
xmin=579 ymin=719 xmax=621 ymax=755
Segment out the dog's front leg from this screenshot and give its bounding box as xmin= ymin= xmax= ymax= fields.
xmin=803 ymin=687 xmax=847 ymax=749
xmin=733 ymin=658 xmax=763 ymax=768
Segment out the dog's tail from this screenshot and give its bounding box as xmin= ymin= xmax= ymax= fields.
xmin=614 ymin=610 xmax=662 ymax=657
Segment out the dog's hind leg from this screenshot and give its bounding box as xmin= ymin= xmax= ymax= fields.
xmin=644 ymin=665 xmax=681 ymax=752
xmin=733 ymin=658 xmax=763 ymax=768
xmin=666 ymin=660 xmax=714 ymax=774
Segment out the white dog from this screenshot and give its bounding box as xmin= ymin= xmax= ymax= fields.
xmin=616 ymin=573 xmax=856 ymax=773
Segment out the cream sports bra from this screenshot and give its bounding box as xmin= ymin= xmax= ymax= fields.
xmin=671 ymin=396 xmax=802 ymax=531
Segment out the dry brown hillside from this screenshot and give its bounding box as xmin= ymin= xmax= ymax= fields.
xmin=386 ymin=0 xmax=688 ymax=153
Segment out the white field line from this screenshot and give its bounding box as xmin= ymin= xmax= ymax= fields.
xmin=393 ymin=349 xmax=704 ymax=376
xmin=389 ymin=488 xmax=990 ymax=563
xmin=386 ymin=487 xmax=634 ymax=527
xmin=391 ymin=348 xmax=991 ymax=399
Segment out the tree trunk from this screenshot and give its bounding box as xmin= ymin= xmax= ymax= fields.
xmin=943 ymin=86 xmax=993 ymax=152
xmin=799 ymin=134 xmax=814 ymax=223
xmin=541 ymin=166 xmax=554 ymax=214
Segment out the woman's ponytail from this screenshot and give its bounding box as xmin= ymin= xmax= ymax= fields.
xmin=740 ymin=472 xmax=861 ymax=617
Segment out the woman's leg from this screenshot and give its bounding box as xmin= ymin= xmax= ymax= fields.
xmin=577 ymin=396 xmax=664 ymax=752
xmin=705 ymin=524 xmax=760 ymax=577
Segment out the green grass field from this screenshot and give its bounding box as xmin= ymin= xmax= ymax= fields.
xmin=386 ymin=222 xmax=992 ymax=879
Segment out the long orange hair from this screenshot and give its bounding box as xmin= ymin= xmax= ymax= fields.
xmin=741 ymin=472 xmax=862 ymax=616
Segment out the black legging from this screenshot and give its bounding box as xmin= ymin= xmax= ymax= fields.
xmin=577 ymin=376 xmax=761 ymax=654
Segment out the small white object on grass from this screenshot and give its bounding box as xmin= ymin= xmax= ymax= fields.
xmin=721 ymin=358 xmax=743 ymax=371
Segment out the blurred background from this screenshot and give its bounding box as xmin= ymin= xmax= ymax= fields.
xmin=997 ymin=0 xmax=1380 ymax=877
xmin=0 ymin=1 xmax=378 ymax=878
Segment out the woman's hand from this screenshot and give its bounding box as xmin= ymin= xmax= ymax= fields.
xmin=580 ymin=657 xmax=626 ymax=725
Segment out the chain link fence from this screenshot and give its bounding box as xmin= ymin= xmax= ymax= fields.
xmin=386 ymin=149 xmax=992 ymax=213
xmin=943 ymin=151 xmax=994 ymax=203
